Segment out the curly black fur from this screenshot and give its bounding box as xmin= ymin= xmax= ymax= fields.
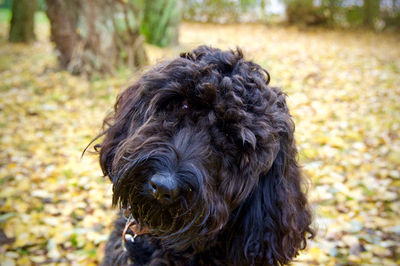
xmin=95 ymin=46 xmax=314 ymax=265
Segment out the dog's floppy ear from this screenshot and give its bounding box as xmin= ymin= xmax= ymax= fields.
xmin=228 ymin=96 xmax=314 ymax=265
xmin=96 ymin=83 xmax=143 ymax=181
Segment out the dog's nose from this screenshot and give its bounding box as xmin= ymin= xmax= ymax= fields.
xmin=149 ymin=173 xmax=179 ymax=203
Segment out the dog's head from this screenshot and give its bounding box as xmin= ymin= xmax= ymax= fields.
xmin=96 ymin=46 xmax=313 ymax=264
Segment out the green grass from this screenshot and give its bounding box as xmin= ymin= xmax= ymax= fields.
xmin=0 ymin=8 xmax=49 ymax=24
xmin=0 ymin=8 xmax=10 ymax=23
xmin=35 ymin=10 xmax=49 ymax=24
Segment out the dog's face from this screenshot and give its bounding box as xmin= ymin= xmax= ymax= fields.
xmin=98 ymin=46 xmax=313 ymax=264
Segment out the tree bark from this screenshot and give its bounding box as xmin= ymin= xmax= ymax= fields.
xmin=363 ymin=0 xmax=380 ymax=28
xmin=45 ymin=0 xmax=79 ymax=70
xmin=45 ymin=0 xmax=147 ymax=76
xmin=9 ymin=0 xmax=36 ymax=43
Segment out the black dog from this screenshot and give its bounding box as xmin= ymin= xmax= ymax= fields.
xmin=96 ymin=46 xmax=314 ymax=265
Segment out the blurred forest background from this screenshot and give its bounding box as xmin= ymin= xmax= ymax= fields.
xmin=0 ymin=0 xmax=399 ymax=265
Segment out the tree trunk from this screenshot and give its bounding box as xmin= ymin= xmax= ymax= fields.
xmin=9 ymin=0 xmax=36 ymax=43
xmin=45 ymin=0 xmax=147 ymax=76
xmin=327 ymin=0 xmax=336 ymax=25
xmin=392 ymin=0 xmax=398 ymax=12
xmin=45 ymin=0 xmax=79 ymax=70
xmin=363 ymin=0 xmax=380 ymax=28
xmin=141 ymin=0 xmax=181 ymax=47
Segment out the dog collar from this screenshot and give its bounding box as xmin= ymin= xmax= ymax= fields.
xmin=122 ymin=214 xmax=150 ymax=244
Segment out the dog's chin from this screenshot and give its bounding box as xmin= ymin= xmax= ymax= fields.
xmin=131 ymin=199 xmax=183 ymax=232
xmin=130 ymin=201 xmax=172 ymax=230
xmin=129 ymin=199 xmax=213 ymax=251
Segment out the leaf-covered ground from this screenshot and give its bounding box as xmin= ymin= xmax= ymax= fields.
xmin=0 ymin=21 xmax=399 ymax=265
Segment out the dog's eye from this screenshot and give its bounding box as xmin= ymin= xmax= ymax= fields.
xmin=180 ymin=100 xmax=190 ymax=111
xmin=164 ymin=100 xmax=189 ymax=112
